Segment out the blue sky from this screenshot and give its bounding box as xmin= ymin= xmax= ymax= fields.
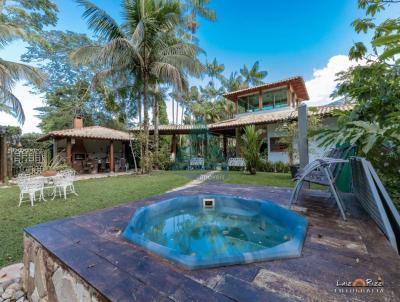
xmin=1 ymin=0 xmax=399 ymax=132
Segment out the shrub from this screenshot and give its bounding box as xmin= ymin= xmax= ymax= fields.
xmin=241 ymin=126 xmax=264 ymax=175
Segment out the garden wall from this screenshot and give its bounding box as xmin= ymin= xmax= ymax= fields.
xmin=22 ymin=234 xmax=107 ymax=302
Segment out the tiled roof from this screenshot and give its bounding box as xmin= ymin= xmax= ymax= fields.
xmin=37 ymin=126 xmax=131 ymax=142
xmin=129 ymin=104 xmax=353 ymax=134
xmin=209 ymin=104 xmax=353 ymax=130
xmin=224 ymin=76 xmax=310 ymax=101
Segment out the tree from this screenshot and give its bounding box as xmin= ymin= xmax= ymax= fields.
xmin=21 ymin=30 xmax=95 ymax=93
xmin=314 ymin=0 xmax=400 ymax=208
xmin=72 ymin=0 xmax=202 ymax=173
xmin=181 ymin=0 xmax=216 ymax=34
xmin=205 ymin=57 xmax=224 ymax=84
xmin=0 ymin=0 xmax=58 ymax=41
xmin=221 ymin=71 xmax=246 ymax=92
xmin=241 ymin=125 xmax=263 ymax=175
xmin=240 ymin=61 xmax=267 ymax=87
xmin=0 ymin=0 xmax=59 ymax=124
xmin=350 ymin=0 xmax=400 ymax=62
xmin=0 ymin=23 xmax=46 ymax=123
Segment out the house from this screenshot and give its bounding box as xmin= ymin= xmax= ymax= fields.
xmin=37 ymin=117 xmax=132 ymax=174
xmin=131 ymin=76 xmax=352 ymax=164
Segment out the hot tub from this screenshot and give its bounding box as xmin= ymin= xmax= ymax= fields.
xmin=123 ymin=194 xmax=308 ymax=269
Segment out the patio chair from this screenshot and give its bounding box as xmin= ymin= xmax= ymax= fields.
xmin=52 ymin=170 xmax=78 ymax=200
xmin=227 ymin=158 xmax=246 ymax=171
xmin=17 ymin=175 xmax=45 ymax=207
xmin=288 ymin=146 xmax=356 ymax=220
xmin=289 ymin=158 xmax=348 ymax=220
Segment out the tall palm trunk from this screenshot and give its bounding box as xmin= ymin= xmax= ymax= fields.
xmin=172 ymin=98 xmax=175 ymax=124
xmin=153 ymin=87 xmax=160 ymax=163
xmin=142 ymin=71 xmax=150 ymax=172
xmin=176 ymin=99 xmax=179 ymax=124
xmin=181 ymin=103 xmax=184 ymax=125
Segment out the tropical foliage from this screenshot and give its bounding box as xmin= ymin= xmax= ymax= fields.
xmin=71 ymin=0 xmax=203 ymax=172
xmin=0 ymin=1 xmax=51 ymax=123
xmin=315 ymin=0 xmax=400 ymax=207
xmin=241 ymin=125 xmax=264 ymax=175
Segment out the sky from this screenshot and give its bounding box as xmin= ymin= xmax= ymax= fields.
xmin=1 ymin=0 xmax=399 ymax=133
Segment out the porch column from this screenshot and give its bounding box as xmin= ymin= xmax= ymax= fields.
xmin=66 ymin=138 xmax=72 ymax=165
xmin=171 ymin=134 xmax=177 ymax=161
xmin=235 ymin=128 xmax=241 ymax=156
xmin=258 ymin=91 xmax=263 ymax=110
xmin=52 ymin=138 xmax=57 ymax=159
xmin=0 ymin=133 xmax=7 ymax=184
xmin=223 ymin=135 xmax=228 ymax=159
xmin=298 ymin=103 xmax=309 ymax=168
xmin=110 ymin=140 xmax=115 ymax=172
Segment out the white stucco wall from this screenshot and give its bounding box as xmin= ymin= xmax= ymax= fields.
xmin=267 ymin=117 xmax=337 ymax=164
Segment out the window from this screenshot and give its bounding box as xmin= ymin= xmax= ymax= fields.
xmin=238 ymin=94 xmax=259 ymax=113
xmin=270 ymin=137 xmax=288 ymax=152
xmin=262 ymin=92 xmax=274 ymax=110
xmin=261 ymin=88 xmax=288 ymax=110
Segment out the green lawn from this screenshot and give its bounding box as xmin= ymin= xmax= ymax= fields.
xmin=0 ymin=171 xmax=197 ymax=267
xmin=221 ymin=171 xmax=294 ymax=187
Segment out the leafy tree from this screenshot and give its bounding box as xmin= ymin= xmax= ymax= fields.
xmin=314 ymin=0 xmax=400 ymax=207
xmin=241 ymin=125 xmax=264 ymax=175
xmin=0 ymin=0 xmax=58 ymax=41
xmin=21 ymin=30 xmax=95 ymax=93
xmin=350 ymin=0 xmax=400 ymax=62
xmin=240 ymin=61 xmax=267 ymax=86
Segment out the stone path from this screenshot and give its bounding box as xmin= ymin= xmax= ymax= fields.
xmin=167 ymin=170 xmax=218 ymax=192
xmin=0 ymin=263 xmax=27 ymax=302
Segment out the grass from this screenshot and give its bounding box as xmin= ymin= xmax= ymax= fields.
xmin=0 ymin=171 xmax=197 ymax=267
xmin=221 ymin=171 xmax=294 ymax=187
xmin=220 ymin=171 xmax=325 ymax=190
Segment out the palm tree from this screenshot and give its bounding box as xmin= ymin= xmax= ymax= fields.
xmin=72 ymin=0 xmax=202 ymax=171
xmin=182 ymin=0 xmax=216 ymax=34
xmin=221 ymin=71 xmax=246 ymax=93
xmin=205 ymin=57 xmax=224 ymax=84
xmin=240 ymin=61 xmax=268 ymax=87
xmin=0 ymin=23 xmax=46 ymax=124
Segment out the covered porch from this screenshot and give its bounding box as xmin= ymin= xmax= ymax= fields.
xmin=38 ymin=117 xmax=133 ymax=174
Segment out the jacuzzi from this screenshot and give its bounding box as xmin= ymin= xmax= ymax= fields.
xmin=123 ymin=194 xmax=308 ymax=269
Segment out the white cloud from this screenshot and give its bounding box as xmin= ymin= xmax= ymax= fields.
xmin=305 ymin=55 xmax=361 ymax=106
xmin=0 ymin=82 xmax=44 ymax=133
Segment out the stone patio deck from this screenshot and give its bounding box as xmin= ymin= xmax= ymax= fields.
xmin=23 ymin=184 xmax=400 ymax=302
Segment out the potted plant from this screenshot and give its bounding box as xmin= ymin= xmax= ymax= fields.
xmin=42 ymin=155 xmax=69 ymax=176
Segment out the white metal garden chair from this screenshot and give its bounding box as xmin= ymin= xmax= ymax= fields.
xmin=227 ymin=158 xmax=246 ymax=171
xmin=52 ymin=169 xmax=78 ymax=200
xmin=189 ymin=158 xmax=205 ymax=170
xmin=17 ymin=175 xmax=45 ymax=207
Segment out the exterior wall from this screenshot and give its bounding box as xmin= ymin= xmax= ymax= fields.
xmin=267 ymin=123 xmax=289 ymax=162
xmin=22 ymin=234 xmax=107 ymax=302
xmin=267 ymin=116 xmax=337 ymax=164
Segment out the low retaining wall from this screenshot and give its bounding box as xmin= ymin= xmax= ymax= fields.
xmin=22 ymin=234 xmax=107 ymax=302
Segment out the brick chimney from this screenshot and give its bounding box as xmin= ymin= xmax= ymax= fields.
xmin=73 ymin=116 xmax=83 ymax=129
